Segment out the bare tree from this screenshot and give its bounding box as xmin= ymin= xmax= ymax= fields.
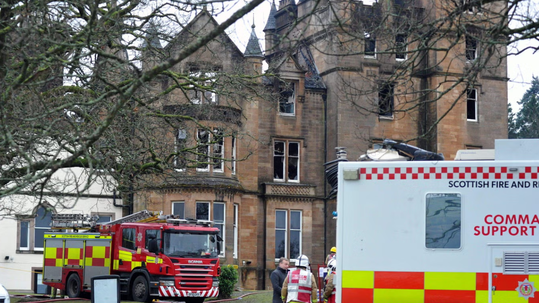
xmin=1 ymin=0 xmax=539 ymax=216
xmin=0 ymin=0 xmax=267 ymax=216
xmin=264 ymin=0 xmax=537 ymax=158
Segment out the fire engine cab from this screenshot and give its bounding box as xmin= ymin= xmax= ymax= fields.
xmin=335 ymin=139 xmax=539 ymax=303
xmin=42 ymin=210 xmax=222 ymax=303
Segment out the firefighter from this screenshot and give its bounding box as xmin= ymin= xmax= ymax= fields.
xmin=281 ymin=255 xmax=318 ymax=303
xmin=323 ymin=259 xmax=336 ymax=303
xmin=325 ymin=247 xmax=336 ymax=265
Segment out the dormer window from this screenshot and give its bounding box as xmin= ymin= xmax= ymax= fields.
xmin=279 ymin=82 xmax=295 ymax=115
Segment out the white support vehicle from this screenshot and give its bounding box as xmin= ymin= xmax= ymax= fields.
xmin=335 ymin=139 xmax=539 ymax=303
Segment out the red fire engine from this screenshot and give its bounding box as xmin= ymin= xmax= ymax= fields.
xmin=42 ymin=210 xmax=222 ymax=303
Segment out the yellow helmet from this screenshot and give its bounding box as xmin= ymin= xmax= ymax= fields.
xmin=330 ymin=247 xmax=336 ymax=253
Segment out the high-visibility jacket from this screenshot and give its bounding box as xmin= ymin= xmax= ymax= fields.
xmin=323 ymin=271 xmax=336 ymax=303
xmin=281 ymin=268 xmax=318 ymax=303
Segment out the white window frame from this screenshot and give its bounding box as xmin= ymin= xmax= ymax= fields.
xmin=275 ymin=210 xmax=288 ymax=261
xmin=213 ymin=202 xmax=226 ymax=258
xmin=196 ymin=201 xmax=211 ymax=221
xmin=172 ymin=201 xmax=185 ymax=219
xmin=467 ymin=88 xmax=478 ymax=122
xmin=19 ymin=207 xmax=53 ymax=252
xmin=19 ymin=220 xmax=30 ymax=251
xmin=465 ymin=36 xmax=477 ymax=62
xmin=396 ymin=34 xmax=407 ymax=61
xmin=289 ymin=210 xmax=303 ymax=263
xmin=364 ymin=32 xmax=376 ymax=58
xmin=233 ymin=204 xmax=238 ymax=259
xmin=196 ymin=129 xmax=210 ymax=172
xmin=274 ymin=210 xmax=302 ymax=263
xmin=212 ymin=129 xmax=224 ymax=173
xmin=279 ymin=82 xmax=296 ymax=116
xmin=273 ymin=140 xmax=300 ymax=183
xmin=231 ymin=135 xmax=236 ymax=175
xmin=174 ymin=129 xmax=187 ymax=172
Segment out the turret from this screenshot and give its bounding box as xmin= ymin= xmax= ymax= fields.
xmin=263 ymin=1 xmax=278 ymax=55
xmin=141 ymin=22 xmax=163 ymax=71
xmin=244 ymin=23 xmax=264 ymax=76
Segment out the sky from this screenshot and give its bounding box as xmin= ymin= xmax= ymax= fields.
xmin=507 ymin=42 xmax=537 ymax=109
xmin=221 ymin=0 xmax=537 ymax=112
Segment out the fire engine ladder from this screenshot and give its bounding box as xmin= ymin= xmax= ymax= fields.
xmin=50 ymin=213 xmax=97 ymax=230
xmin=104 ymin=210 xmax=164 ymax=225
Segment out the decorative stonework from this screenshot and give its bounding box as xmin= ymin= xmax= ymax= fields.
xmin=264 ymin=183 xmax=316 ymax=197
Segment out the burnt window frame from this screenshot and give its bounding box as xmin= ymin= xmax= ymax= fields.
xmin=188 ymin=67 xmax=220 ymax=105
xmin=465 ymin=35 xmax=478 ymax=62
xmin=364 ymin=32 xmax=376 ymax=58
xmin=378 ymin=82 xmax=395 ymax=118
xmin=279 ymin=82 xmax=296 ymax=116
xmin=395 ymin=34 xmax=408 ymax=61
xmin=273 ymin=139 xmax=301 ymax=183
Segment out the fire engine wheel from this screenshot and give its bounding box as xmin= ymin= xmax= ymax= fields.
xmin=66 ymin=273 xmax=82 ymax=298
xmin=131 ymin=275 xmax=151 ymax=303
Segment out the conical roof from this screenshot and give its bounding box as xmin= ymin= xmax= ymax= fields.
xmin=244 ymin=24 xmax=264 ymax=58
xmin=142 ymin=23 xmax=162 ymax=49
xmin=263 ymin=1 xmax=277 ymax=32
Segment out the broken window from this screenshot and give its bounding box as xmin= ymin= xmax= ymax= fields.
xmin=274 ymin=140 xmax=300 ymax=182
xmin=174 ymin=128 xmax=187 ymax=171
xmin=364 ymin=32 xmax=376 ymax=58
xmin=378 ymin=82 xmax=395 ymax=117
xmin=465 ymin=36 xmax=478 ymax=61
xmin=212 ymin=128 xmax=224 ymax=172
xmin=197 ymin=128 xmax=210 ymax=171
xmin=396 ymin=34 xmax=407 ymax=60
xmin=279 ymin=82 xmax=295 ymax=115
xmin=188 ymin=69 xmax=219 ymax=104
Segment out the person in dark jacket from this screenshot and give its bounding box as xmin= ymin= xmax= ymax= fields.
xmin=270 ymin=257 xmax=289 ymax=303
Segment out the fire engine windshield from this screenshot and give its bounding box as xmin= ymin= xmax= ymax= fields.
xmin=163 ymin=231 xmax=219 ymax=258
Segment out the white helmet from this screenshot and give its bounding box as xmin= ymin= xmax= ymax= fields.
xmin=296 ymin=255 xmax=309 ymax=268
xmin=327 ymin=258 xmax=336 ymax=272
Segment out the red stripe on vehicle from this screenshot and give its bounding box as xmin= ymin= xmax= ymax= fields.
xmin=374 ymin=271 xmax=424 ymax=289
xmin=343 ymin=288 xmax=373 ymax=303
xmin=359 ymin=166 xmax=539 ymax=180
xmin=476 ymin=272 xmax=489 ymax=291
xmin=492 ymin=273 xmax=529 ymax=291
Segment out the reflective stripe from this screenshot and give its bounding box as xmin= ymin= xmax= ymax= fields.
xmin=119 ymin=250 xmax=133 ymax=261
xmin=374 ymin=289 xmax=424 ymax=302
xmin=425 ymin=272 xmax=476 ymax=290
xmin=286 ymin=269 xmax=312 ymax=303
xmin=342 ymin=270 xmax=374 ymax=288
xmin=45 ymin=234 xmax=111 ymax=239
xmin=342 ymin=271 xmax=537 ymax=303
